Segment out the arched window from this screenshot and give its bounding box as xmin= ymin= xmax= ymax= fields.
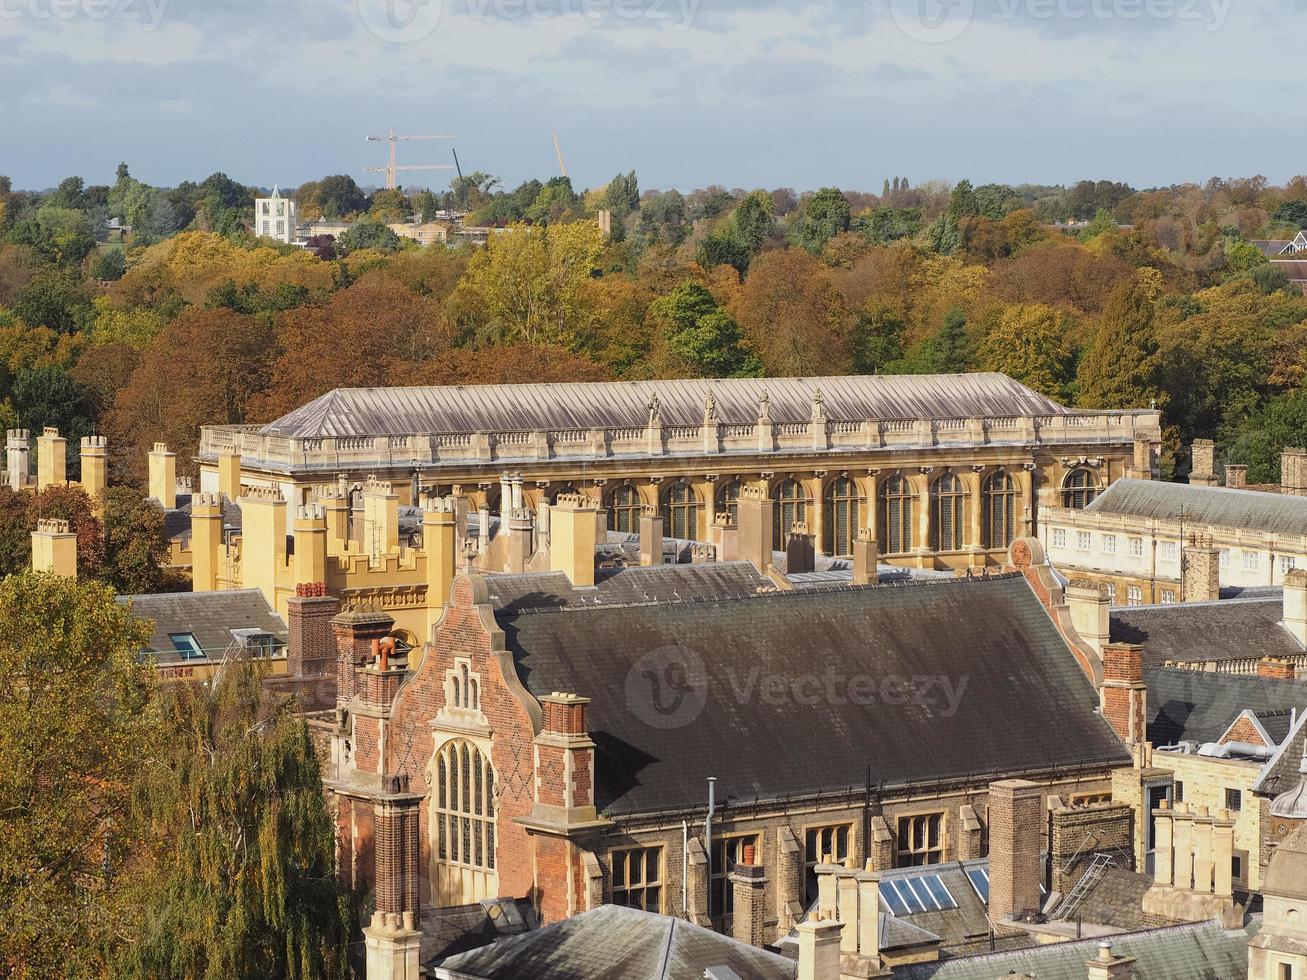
xmin=772 ymin=479 xmax=810 ymax=546
xmin=434 ymin=739 xmax=496 ymax=873
xmin=1063 ymin=468 xmax=1098 ymax=510
xmin=878 ymin=476 xmax=914 ymax=555
xmin=663 ymin=482 xmax=700 ymax=540
xmin=607 ymin=485 xmax=642 ymax=533
xmin=983 ymin=471 xmax=1020 ymax=550
xmin=717 ymin=479 xmax=743 ymax=524
xmin=931 ymin=474 xmax=966 ymax=552
xmin=823 ymin=477 xmax=863 ymax=558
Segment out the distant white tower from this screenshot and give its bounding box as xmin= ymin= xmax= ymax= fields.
xmin=253 ymin=186 xmax=297 ymax=244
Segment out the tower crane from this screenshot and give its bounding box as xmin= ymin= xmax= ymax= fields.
xmin=364 ymin=129 xmax=455 ymax=190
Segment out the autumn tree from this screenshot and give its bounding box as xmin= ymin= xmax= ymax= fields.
xmin=1077 ymin=271 xmax=1162 ymax=410
xmin=0 ymin=484 xmax=104 ymax=579
xmin=977 ymin=304 xmax=1074 ymax=399
xmin=0 ymin=573 xmax=155 ymax=977
xmin=732 ymin=249 xmax=853 ymax=376
xmin=253 ymin=279 xmax=454 ymax=418
xmin=118 ymin=664 xmax=352 ymax=980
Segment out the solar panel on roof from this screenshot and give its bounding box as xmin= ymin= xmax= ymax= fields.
xmin=966 ymin=867 xmax=990 ymax=903
xmin=879 ymin=874 xmax=957 ymax=915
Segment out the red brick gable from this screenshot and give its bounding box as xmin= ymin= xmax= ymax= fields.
xmin=383 ymin=574 xmax=542 ymax=905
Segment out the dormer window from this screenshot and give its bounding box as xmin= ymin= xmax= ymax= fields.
xmin=169 ymin=633 xmax=203 ymax=660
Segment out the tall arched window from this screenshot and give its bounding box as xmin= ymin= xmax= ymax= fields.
xmin=983 ymin=471 xmax=1020 ymax=550
xmin=608 ymin=485 xmax=641 ymax=533
xmin=663 ymin=482 xmax=700 ymax=540
xmin=823 ymin=477 xmax=862 ymax=558
xmin=772 ymin=479 xmax=809 ymax=546
xmin=879 ymin=476 xmax=914 ymax=555
xmin=931 ymin=474 xmax=966 ymax=552
xmin=434 ymin=739 xmax=496 ymax=874
xmin=717 ymin=479 xmax=743 ymax=523
xmin=1062 ymin=468 xmax=1098 ymax=510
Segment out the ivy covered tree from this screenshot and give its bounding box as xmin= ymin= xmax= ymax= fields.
xmin=118 ymin=664 xmax=353 ymax=980
xmin=650 ymin=282 xmax=761 ymax=378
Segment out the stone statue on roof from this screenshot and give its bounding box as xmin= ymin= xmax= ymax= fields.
xmin=703 ymin=393 xmax=716 ymax=424
xmin=811 ymin=386 xmax=827 ymax=422
xmin=758 ymin=390 xmax=771 ymax=423
xmin=647 ymin=395 xmax=662 ymax=427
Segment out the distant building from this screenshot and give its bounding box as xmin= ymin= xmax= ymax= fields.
xmin=388 ymin=221 xmax=451 ymax=246
xmin=254 ymin=186 xmax=297 ymax=244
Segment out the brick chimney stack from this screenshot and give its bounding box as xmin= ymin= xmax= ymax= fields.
xmin=525 ymin=693 xmax=601 ymax=831
xmin=1258 ymin=658 xmax=1298 ymax=682
xmin=1282 ymin=448 xmax=1307 ymax=496
xmin=1189 ymin=440 xmax=1218 ymax=487
xmin=852 ymin=528 xmax=879 ymax=587
xmin=737 ymin=485 xmax=775 ymax=575
xmin=1182 ymin=534 xmax=1221 ymax=603
xmin=287 ymin=582 xmax=339 ymax=678
xmin=332 ymin=610 xmax=395 ymax=708
xmin=1225 ymin=465 xmax=1247 ymax=489
xmin=987 ymin=779 xmax=1044 ymax=925
xmin=730 ymin=848 xmax=767 ymax=948
xmin=1100 ymin=642 xmax=1147 ymax=745
xmin=638 ymin=504 xmax=663 ymax=567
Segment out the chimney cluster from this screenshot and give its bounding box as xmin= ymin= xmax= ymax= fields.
xmin=805 ymin=858 xmax=883 ymax=978
xmin=1143 ymin=800 xmax=1242 ymax=928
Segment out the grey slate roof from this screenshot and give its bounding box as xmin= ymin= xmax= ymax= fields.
xmin=1085 ymin=478 xmax=1307 ymax=536
xmin=893 ymin=920 xmax=1249 ymax=980
xmin=116 ymin=589 xmax=287 ymax=662
xmin=484 ymin=561 xmax=775 ymax=614
xmin=1111 ymin=597 xmax=1302 ymax=667
xmin=1147 ymin=667 xmax=1307 ymax=746
xmin=261 ymin=374 xmax=1071 ymax=439
xmin=1254 ymin=709 xmax=1307 ymax=797
xmin=497 ymin=575 xmax=1129 ymax=814
xmin=161 ymin=493 xmax=243 ymax=544
xmin=429 ymin=905 xmax=797 ymax=980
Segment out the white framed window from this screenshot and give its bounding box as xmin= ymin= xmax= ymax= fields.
xmin=1160 ymin=541 xmax=1178 ymax=562
xmin=1282 ymin=556 xmax=1298 ymax=575
xmin=1103 ymin=534 xmax=1117 ymax=555
xmin=1106 ymin=584 xmax=1117 ymax=603
xmin=1129 ymin=537 xmax=1144 ymax=558
xmin=1052 ymin=528 xmax=1067 ymax=549
xmin=1243 ymin=552 xmax=1260 ymax=572
xmin=1220 ymin=550 xmax=1231 ymax=570
xmin=1127 ymin=586 xmax=1144 ymax=606
xmin=1077 ymin=531 xmax=1092 ymax=553
xmin=1161 ymin=590 xmax=1177 ymax=604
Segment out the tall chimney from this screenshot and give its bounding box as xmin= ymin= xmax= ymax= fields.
xmin=1130 ymin=437 xmax=1155 ymax=481
xmin=795 ymin=914 xmax=842 ymax=980
xmin=506 ymin=508 xmax=533 ymax=573
xmin=287 ymin=582 xmax=339 ymax=678
xmin=1100 ymin=643 xmax=1147 ymax=744
xmin=785 ymin=521 xmax=816 ymax=574
xmin=6 ymin=428 xmax=30 ymax=490
xmin=729 ymin=850 xmax=767 ymax=948
xmin=30 ymin=518 xmax=77 ymax=578
xmin=1067 ymin=580 xmax=1112 ymax=655
xmin=1224 ymin=465 xmax=1247 ymax=489
xmin=239 ymin=487 xmax=287 ymax=607
xmin=1285 ymin=570 xmax=1307 ymax=649
xmin=148 ymin=442 xmax=177 ymax=510
xmin=638 ymin=504 xmax=663 ymax=567
xmin=987 ymin=779 xmax=1044 ymax=925
xmin=362 ymin=476 xmax=399 ymax=558
xmin=549 ymin=494 xmax=597 ymax=587
xmin=36 ymin=427 xmax=66 ymax=490
xmin=737 ymin=485 xmax=775 ymax=575
xmin=1189 ymin=440 xmax=1218 ymax=487
xmin=293 ymin=504 xmax=328 ymax=587
xmin=709 ymin=512 xmax=739 ymax=563
xmin=1283 ymin=448 xmax=1307 ymax=497
xmin=79 ymin=436 xmax=107 ymax=511
xmin=190 ymin=493 xmax=224 ymax=592
xmin=423 ymin=496 xmax=458 ymax=624
xmin=852 ymin=528 xmax=879 ymax=586
xmin=1182 ymin=534 xmax=1220 ymax=603
xmin=217 ymin=450 xmax=242 ymax=502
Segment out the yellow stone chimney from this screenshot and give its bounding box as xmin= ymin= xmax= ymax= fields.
xmin=239 ymin=487 xmax=287 ymax=608
xmin=217 ymin=450 xmax=241 ymax=502
xmin=148 ymin=442 xmax=177 ymax=510
xmin=549 ymin=494 xmax=598 ymax=587
xmin=190 ymin=492 xmax=224 ymax=592
xmin=293 ymin=503 xmax=328 ymax=588
xmin=79 ymin=436 xmax=107 ymax=513
xmin=31 ymin=518 xmax=76 ymax=578
xmin=36 ymin=427 xmax=66 ymax=490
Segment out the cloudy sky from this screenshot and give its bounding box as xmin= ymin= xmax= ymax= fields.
xmin=1 ymin=0 xmax=1302 ymax=193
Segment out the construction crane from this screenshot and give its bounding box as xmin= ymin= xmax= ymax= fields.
xmin=552 ymin=131 xmax=568 ymax=179
xmin=364 ymin=129 xmax=455 ymax=190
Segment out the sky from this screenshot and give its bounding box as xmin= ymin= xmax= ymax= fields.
xmin=2 ymin=0 xmax=1305 ymax=194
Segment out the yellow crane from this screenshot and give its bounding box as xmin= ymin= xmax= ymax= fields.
xmin=552 ymin=131 xmax=568 ymax=179
xmin=364 ymin=129 xmax=455 ymax=190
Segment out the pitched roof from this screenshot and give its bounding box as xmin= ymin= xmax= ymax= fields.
xmin=260 ymin=374 xmax=1071 ymax=439
xmin=484 ymin=561 xmax=774 ymax=614
xmin=1110 ymin=597 xmax=1301 ymax=667
xmin=116 ymin=589 xmax=287 ymax=663
xmin=1254 ymin=708 xmax=1307 ymax=797
xmin=1147 ymin=666 xmax=1307 ymax=746
xmin=497 ymin=575 xmax=1129 ymax=814
xmin=1085 ymin=478 xmax=1307 ymax=535
xmin=892 ymin=920 xmax=1249 ymax=980
xmin=429 ymin=905 xmax=798 ymax=980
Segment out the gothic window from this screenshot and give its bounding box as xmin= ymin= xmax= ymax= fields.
xmin=772 ymin=479 xmax=809 ymax=546
xmin=823 ymin=477 xmax=862 ymax=558
xmin=662 ymin=482 xmax=700 ymax=540
xmin=717 ymin=478 xmax=743 ymax=523
xmin=1063 ymin=468 xmax=1099 ymax=510
xmin=983 ymin=471 xmax=1019 ymax=550
xmin=897 ymin=812 xmax=944 ymax=867
xmin=434 ymin=739 xmax=496 ymax=872
xmin=611 ymin=846 xmax=664 ymax=912
xmin=879 ymin=476 xmax=914 ymax=555
xmin=607 ymin=485 xmax=641 ymax=533
xmin=931 ymin=474 xmax=966 ymax=552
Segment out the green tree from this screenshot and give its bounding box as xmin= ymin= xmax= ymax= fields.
xmin=602 ymin=171 xmax=640 ymax=218
xmin=694 ymin=232 xmax=750 ymax=275
xmin=100 ymin=486 xmax=172 ymax=594
xmin=90 ymin=247 xmax=127 ymax=281
xmin=851 ymin=306 xmax=907 ymax=375
xmin=13 ymin=364 xmax=92 ymax=474
xmin=119 ymin=664 xmax=353 ymax=980
xmin=913 ymin=308 xmax=973 ymax=374
xmin=337 ymin=218 xmax=403 ymax=254
xmin=368 ymin=188 xmax=413 ymax=224
xmin=1223 ymin=390 xmax=1307 ymax=485
xmin=947 ymin=179 xmax=978 ymax=221
xmin=978 ymin=304 xmax=1073 ymax=399
xmin=1274 ymin=199 xmax=1307 ymax=229
xmin=650 ymin=283 xmax=761 ymax=377
xmin=730 ymin=192 xmax=774 ymax=254
xmin=1077 ymin=273 xmax=1162 ymax=410
xmin=10 ymin=267 xmax=89 ymax=332
xmin=0 ymin=572 xmax=155 ymax=977
xmin=793 ymin=187 xmax=851 ymax=255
